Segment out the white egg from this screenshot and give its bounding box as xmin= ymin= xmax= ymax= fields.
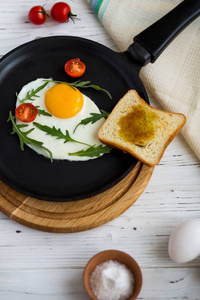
xmin=168 ymin=219 xmax=200 ymax=263
xmin=15 ymin=78 xmax=106 ymax=161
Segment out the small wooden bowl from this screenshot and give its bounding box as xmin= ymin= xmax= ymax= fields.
xmin=83 ymin=249 xmax=143 ymax=300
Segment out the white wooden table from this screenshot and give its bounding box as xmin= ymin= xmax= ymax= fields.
xmin=0 ymin=1 xmax=200 ymax=299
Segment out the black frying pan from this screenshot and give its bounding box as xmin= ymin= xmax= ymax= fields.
xmin=0 ymin=0 xmax=199 ymax=202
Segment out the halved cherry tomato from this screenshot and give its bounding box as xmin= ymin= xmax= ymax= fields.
xmin=64 ymin=58 xmax=86 ymax=78
xmin=15 ymin=103 xmax=38 ymax=123
xmin=51 ymin=2 xmax=77 ymax=23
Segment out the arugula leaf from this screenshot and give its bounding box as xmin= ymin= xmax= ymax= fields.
xmin=7 ymin=112 xmax=53 ymax=162
xmin=35 ymin=107 xmax=52 ymax=117
xmin=73 ymin=110 xmax=109 ymax=133
xmin=33 ymin=122 xmax=91 ymax=147
xmin=16 ymin=82 xmax=49 ymax=103
xmin=68 ymin=145 xmax=112 ymax=157
xmin=43 ymin=79 xmax=112 ymax=99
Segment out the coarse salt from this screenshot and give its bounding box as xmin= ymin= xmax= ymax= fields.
xmin=90 ymin=259 xmax=134 ymax=300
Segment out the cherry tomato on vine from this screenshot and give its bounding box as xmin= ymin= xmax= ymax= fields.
xmin=64 ymin=58 xmax=86 ymax=78
xmin=51 ymin=2 xmax=77 ymax=23
xmin=15 ymin=103 xmax=38 ymax=123
xmin=28 ymin=6 xmax=49 ymax=25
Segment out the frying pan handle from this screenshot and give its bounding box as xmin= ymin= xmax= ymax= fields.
xmin=127 ymin=0 xmax=200 ymax=66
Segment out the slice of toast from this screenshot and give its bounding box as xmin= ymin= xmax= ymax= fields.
xmin=98 ymin=90 xmax=186 ymax=166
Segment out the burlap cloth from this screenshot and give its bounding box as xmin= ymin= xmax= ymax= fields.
xmin=88 ymin=0 xmax=200 ymax=160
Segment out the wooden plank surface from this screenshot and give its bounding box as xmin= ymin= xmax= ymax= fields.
xmin=0 ymin=0 xmax=200 ymax=299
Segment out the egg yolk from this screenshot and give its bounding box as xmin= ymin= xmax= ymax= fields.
xmin=45 ymin=84 xmax=84 ymax=118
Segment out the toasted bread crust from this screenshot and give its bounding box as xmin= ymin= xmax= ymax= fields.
xmin=98 ymin=90 xmax=186 ymax=166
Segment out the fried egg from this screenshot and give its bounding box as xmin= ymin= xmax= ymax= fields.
xmin=15 ymin=78 xmax=106 ymax=161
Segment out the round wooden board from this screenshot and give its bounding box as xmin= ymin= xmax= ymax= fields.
xmin=0 ymin=162 xmax=153 ymax=233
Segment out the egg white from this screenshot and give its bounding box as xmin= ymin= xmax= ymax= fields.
xmin=15 ymin=78 xmax=106 ymax=161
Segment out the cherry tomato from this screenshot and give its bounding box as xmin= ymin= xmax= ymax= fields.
xmin=64 ymin=58 xmax=86 ymax=78
xmin=15 ymin=103 xmax=38 ymax=123
xmin=28 ymin=6 xmax=49 ymax=25
xmin=51 ymin=2 xmax=77 ymax=23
